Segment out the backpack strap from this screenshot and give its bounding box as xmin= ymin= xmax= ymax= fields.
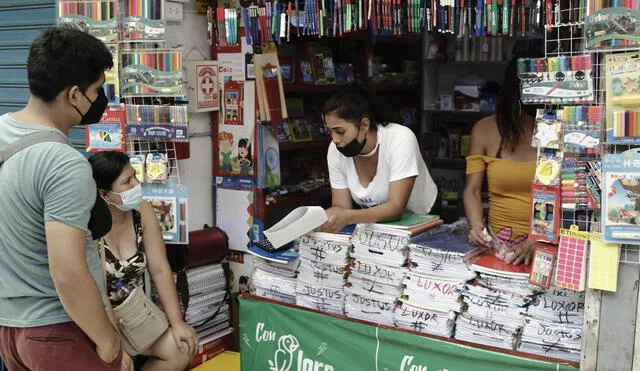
xmin=0 ymin=131 xmax=68 ymax=165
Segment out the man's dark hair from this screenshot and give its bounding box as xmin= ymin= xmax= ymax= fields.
xmin=27 ymin=25 xmax=113 ymax=102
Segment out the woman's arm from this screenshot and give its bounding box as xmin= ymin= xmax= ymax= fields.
xmin=463 ymin=120 xmax=492 ymax=246
xmin=140 ymin=201 xmax=197 ymax=353
xmin=321 ymin=177 xmax=416 ymax=233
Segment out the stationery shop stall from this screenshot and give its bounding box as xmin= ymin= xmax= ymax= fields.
xmin=1 ymin=0 xmax=640 ymax=370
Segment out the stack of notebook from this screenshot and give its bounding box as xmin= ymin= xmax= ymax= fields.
xmin=455 ymin=256 xmax=538 ymax=350
xmin=395 ymin=226 xmax=478 ymax=337
xmin=344 ymin=213 xmax=443 ymax=326
xmin=518 ymin=286 xmax=584 ymax=362
xmin=182 ymin=264 xmax=232 ymax=342
xmin=250 ymin=249 xmax=299 ymax=304
xmin=295 ymin=232 xmax=351 ymax=315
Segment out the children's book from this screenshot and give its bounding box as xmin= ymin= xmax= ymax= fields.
xmin=602 ymin=148 xmax=640 ymax=244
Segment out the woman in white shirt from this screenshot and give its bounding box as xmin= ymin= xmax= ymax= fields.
xmin=320 ymin=84 xmax=438 ymax=233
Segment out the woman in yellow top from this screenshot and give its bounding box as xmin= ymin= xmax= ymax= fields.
xmin=463 ymin=56 xmax=538 ymax=265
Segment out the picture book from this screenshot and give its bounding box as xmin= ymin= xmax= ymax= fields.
xmin=142 ymin=183 xmax=188 ymax=244
xmin=602 ymin=149 xmax=640 ymax=244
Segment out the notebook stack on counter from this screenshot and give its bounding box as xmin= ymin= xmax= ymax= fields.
xmin=251 ymin=254 xmax=299 ymax=304
xmin=518 ymin=286 xmax=584 ymax=363
xmin=182 ymin=264 xmax=232 ymax=342
xmin=295 ymin=232 xmax=351 ymax=315
xmin=456 ymin=256 xmax=538 ymax=350
xmin=395 ymin=226 xmax=479 ymax=337
xmin=344 ymin=213 xmax=443 ymax=326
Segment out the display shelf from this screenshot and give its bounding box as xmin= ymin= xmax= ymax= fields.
xmin=284 ymin=83 xmax=419 ymax=93
xmin=264 ymin=186 xmax=331 ymax=213
xmin=430 ymin=158 xmax=466 ymax=169
xmin=425 ymin=60 xmax=510 ymax=66
xmin=283 ymin=84 xmax=344 ymax=93
xmin=279 ymin=139 xmax=330 ymax=151
xmin=425 ymin=109 xmax=493 ymax=123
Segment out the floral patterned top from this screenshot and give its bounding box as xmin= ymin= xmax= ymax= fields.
xmin=101 ymin=210 xmax=146 ymax=307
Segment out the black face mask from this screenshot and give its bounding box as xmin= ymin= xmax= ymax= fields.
xmin=73 ymin=87 xmax=108 ymax=126
xmin=337 ymin=127 xmax=367 ymax=157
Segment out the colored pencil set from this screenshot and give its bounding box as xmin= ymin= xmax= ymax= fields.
xmin=126 ymin=105 xmax=188 ymax=126
xmin=58 ymin=0 xmax=117 ymax=20
xmin=122 ymin=51 xmax=182 ymax=72
xmin=587 ymin=0 xmax=639 ymax=48
xmin=125 ymin=0 xmax=162 ymax=20
xmin=613 ymin=111 xmax=640 ymax=137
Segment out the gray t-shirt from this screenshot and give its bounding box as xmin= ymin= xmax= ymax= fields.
xmin=0 ymin=113 xmax=104 ymax=327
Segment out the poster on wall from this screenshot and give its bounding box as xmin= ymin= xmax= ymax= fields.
xmin=215 ymin=81 xmax=257 ymax=183
xmin=142 ymin=183 xmax=189 ymax=244
xmin=186 ymin=60 xmax=219 ymax=113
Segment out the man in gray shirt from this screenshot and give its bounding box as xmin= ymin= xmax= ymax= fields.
xmin=0 ymin=26 xmax=132 ymax=370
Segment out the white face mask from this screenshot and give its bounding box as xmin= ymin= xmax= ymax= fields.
xmin=107 ymin=184 xmax=143 ymax=212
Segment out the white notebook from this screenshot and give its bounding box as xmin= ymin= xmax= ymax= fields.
xmin=263 ymin=206 xmax=328 ymax=249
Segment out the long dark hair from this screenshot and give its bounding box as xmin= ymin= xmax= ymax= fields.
xmin=323 ymin=83 xmax=399 ymax=130
xmin=495 ymin=57 xmax=526 ymax=152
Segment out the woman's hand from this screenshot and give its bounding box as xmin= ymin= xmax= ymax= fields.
xmin=171 ymin=321 xmax=198 ymax=356
xmin=502 ymin=239 xmax=535 ymax=265
xmin=319 ymin=207 xmax=350 ymax=233
xmin=468 ymin=224 xmax=492 ymax=247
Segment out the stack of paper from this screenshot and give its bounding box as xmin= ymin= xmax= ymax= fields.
xmin=295 ymin=232 xmax=351 ymax=315
xmin=518 ymin=286 xmax=584 ymax=363
xmin=394 ymin=228 xmax=479 ymax=337
xmin=248 ymin=243 xmax=300 ymax=304
xmin=182 ymin=264 xmax=232 ymax=341
xmin=456 ymin=258 xmax=538 ymax=350
xmin=344 ymin=214 xmax=442 ymax=326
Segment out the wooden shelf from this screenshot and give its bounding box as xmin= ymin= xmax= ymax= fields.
xmin=283 ymin=84 xmax=344 ymax=93
xmin=265 ymin=187 xmax=332 ymax=213
xmin=284 ymin=83 xmax=418 ymax=93
xmin=279 ymin=139 xmax=331 ymax=151
xmin=425 ymin=60 xmax=509 ymax=66
xmin=430 ymin=158 xmax=467 ymax=170
xmin=425 ymin=110 xmax=493 ymax=123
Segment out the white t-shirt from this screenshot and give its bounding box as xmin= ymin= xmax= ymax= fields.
xmin=327 ymin=123 xmax=437 ymax=214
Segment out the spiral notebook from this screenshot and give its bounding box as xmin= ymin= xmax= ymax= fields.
xmin=185 ymin=264 xmax=227 ymax=296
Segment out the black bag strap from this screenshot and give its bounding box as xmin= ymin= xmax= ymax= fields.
xmin=0 ymin=131 xmax=68 ymax=165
